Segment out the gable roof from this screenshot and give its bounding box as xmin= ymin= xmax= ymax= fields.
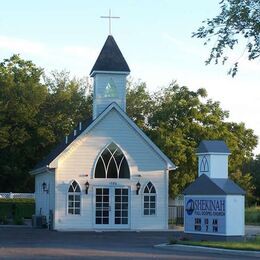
xmin=32 ymin=102 xmax=176 ymax=173
xmin=90 ymin=35 xmax=130 ymax=76
xmin=197 ymin=140 xmax=230 ymax=154
xmin=32 ymin=119 xmax=92 ymax=171
xmin=183 ymin=174 xmax=245 ymax=195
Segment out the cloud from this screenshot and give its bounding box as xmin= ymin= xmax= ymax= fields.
xmin=0 ymin=35 xmax=45 ymax=55
xmin=62 ymin=46 xmax=98 ymax=60
xmin=0 ymin=35 xmax=99 ymax=75
xmin=0 ymin=35 xmax=98 ymax=62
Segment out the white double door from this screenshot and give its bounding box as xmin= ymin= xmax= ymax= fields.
xmin=94 ymin=186 xmax=130 ymax=228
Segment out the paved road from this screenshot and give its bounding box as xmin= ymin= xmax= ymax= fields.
xmin=0 ymin=227 xmax=258 ymax=259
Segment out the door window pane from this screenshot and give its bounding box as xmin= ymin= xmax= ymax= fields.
xmin=96 ymin=218 xmax=102 ymax=224
xmin=122 ymin=189 xmax=128 ymax=195
xmin=103 ymin=218 xmax=109 ymax=224
xmin=114 ymin=188 xmax=128 ymax=225
xmin=122 ymin=196 xmax=128 ymax=202
xmin=95 ymin=188 xmax=110 ymax=225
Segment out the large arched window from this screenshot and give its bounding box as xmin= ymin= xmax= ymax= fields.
xmin=143 ymin=182 xmax=156 ymax=216
xmin=67 ymin=180 xmax=81 ymax=215
xmin=200 ymin=156 xmax=209 ymax=172
xmin=95 ymin=143 xmax=130 ymax=179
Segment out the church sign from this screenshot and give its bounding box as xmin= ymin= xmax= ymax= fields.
xmin=184 ymin=196 xmax=226 ymax=234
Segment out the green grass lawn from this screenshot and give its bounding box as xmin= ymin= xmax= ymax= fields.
xmin=246 ymin=207 xmax=260 ymax=225
xmin=171 ymin=236 xmax=260 ymax=251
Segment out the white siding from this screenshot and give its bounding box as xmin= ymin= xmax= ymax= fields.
xmin=131 ymin=171 xmax=168 ymax=230
xmin=209 ymin=155 xmax=228 ymax=178
xmin=226 ymin=195 xmax=245 ymax=236
xmin=54 ymin=108 xmax=168 ymax=230
xmin=35 ymin=171 xmax=55 ymax=222
xmin=198 ymin=154 xmax=228 ymax=178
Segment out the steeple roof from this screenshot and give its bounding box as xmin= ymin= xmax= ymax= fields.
xmin=197 ymin=140 xmax=230 ymax=154
xmin=90 ymin=35 xmax=130 ymax=76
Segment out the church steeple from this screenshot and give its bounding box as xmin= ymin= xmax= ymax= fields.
xmin=90 ymin=35 xmax=130 ymax=76
xmin=90 ymin=36 xmax=130 ymax=119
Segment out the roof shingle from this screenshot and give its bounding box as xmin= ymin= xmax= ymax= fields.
xmin=197 ymin=140 xmax=230 ymax=154
xmin=183 ymin=174 xmax=245 ymax=195
xmin=90 ymin=35 xmax=130 ymax=75
xmin=33 ymin=119 xmax=93 ymax=170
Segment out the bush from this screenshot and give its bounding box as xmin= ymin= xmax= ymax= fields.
xmin=14 ymin=214 xmax=24 ymax=225
xmin=245 ymin=207 xmax=260 ymax=225
xmin=0 ymin=215 xmax=9 ymax=225
xmin=0 ymin=198 xmax=35 ymax=221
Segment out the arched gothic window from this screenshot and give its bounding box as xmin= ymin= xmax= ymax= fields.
xmin=104 ymin=79 xmax=117 ymax=98
xmin=67 ymin=180 xmax=81 ymax=215
xmin=143 ymin=182 xmax=156 ymax=216
xmin=200 ymin=156 xmax=209 ymax=172
xmin=95 ymin=143 xmax=130 ymax=179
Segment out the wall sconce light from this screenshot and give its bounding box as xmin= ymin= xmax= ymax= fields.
xmin=136 ymin=181 xmax=141 ymax=195
xmin=85 ymin=181 xmax=89 ymax=194
xmin=42 ymin=182 xmax=49 ymax=193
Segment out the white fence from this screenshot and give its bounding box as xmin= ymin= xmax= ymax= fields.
xmin=168 ymin=195 xmax=184 ymax=225
xmin=168 ymin=205 xmax=184 ymax=225
xmin=0 ymin=193 xmax=35 ymax=199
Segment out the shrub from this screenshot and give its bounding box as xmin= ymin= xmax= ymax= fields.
xmin=0 ymin=199 xmax=35 ymax=220
xmin=245 ymin=207 xmax=260 ymax=225
xmin=0 ymin=215 xmax=9 ymax=225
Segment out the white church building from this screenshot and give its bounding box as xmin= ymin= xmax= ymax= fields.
xmin=31 ymin=35 xmax=176 ymax=230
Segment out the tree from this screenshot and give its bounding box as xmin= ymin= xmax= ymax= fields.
xmin=243 ymin=154 xmax=260 ymax=203
xmin=0 ymin=56 xmax=257 ymax=199
xmin=230 ymin=169 xmax=255 ymax=205
xmin=193 ymin=0 xmax=260 ymax=76
xmin=126 ymin=79 xmax=154 ymax=129
xmin=0 ymin=55 xmax=47 ymax=191
xmin=146 ymin=81 xmax=258 ymax=198
xmin=38 ymin=71 xmax=92 ymax=156
xmin=0 ymin=56 xmax=92 ymax=192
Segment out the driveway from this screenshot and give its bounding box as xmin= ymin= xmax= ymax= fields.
xmin=0 ymin=227 xmax=258 ymax=259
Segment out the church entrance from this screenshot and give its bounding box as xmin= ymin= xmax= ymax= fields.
xmin=94 ymin=187 xmax=130 ymax=229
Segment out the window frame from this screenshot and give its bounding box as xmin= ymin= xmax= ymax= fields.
xmin=94 ymin=142 xmax=130 ymax=179
xmin=67 ymin=180 xmax=82 ymax=216
xmin=200 ymin=156 xmax=209 ymax=173
xmin=104 ymin=78 xmax=118 ymax=98
xmin=142 ymin=182 xmax=157 ymax=217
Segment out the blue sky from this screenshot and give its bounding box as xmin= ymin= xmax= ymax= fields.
xmin=1 ymin=0 xmax=260 ymax=154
